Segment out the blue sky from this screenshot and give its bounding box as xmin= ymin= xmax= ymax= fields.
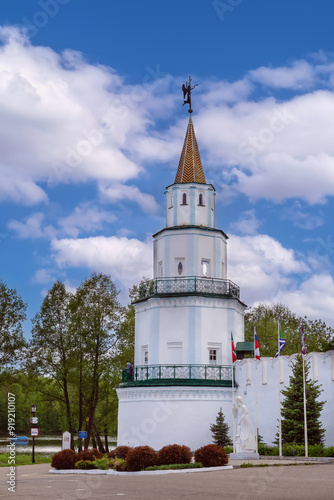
xmin=1 ymin=0 xmax=334 ymax=333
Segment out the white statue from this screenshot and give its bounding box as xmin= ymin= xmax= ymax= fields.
xmin=232 ymin=396 xmax=256 ymax=453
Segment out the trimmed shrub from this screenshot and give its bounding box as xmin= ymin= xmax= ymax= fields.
xmin=324 ymin=446 xmax=334 ymax=457
xmin=194 ymin=444 xmax=229 ymax=467
xmin=258 ymin=444 xmax=278 ymax=456
xmin=75 ymin=460 xmax=96 ymax=470
xmin=76 ymin=448 xmax=103 ymax=461
xmin=125 ymin=446 xmax=158 ymax=471
xmin=108 ymin=446 xmax=131 ymax=460
xmin=146 ymin=463 xmax=203 ymax=471
xmin=157 ymin=444 xmax=192 ymax=465
xmin=93 ymin=456 xmax=109 ymax=470
xmin=51 ymin=449 xmax=77 ymax=470
xmin=110 ymin=458 xmax=127 ymax=471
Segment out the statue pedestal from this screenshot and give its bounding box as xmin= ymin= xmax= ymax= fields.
xmin=229 ymin=452 xmax=260 ymax=460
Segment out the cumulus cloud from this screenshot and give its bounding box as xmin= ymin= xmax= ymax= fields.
xmin=58 ymin=203 xmax=117 ymax=238
xmin=230 ymin=209 xmax=261 ymax=235
xmin=0 ymin=25 xmax=169 ymax=208
xmin=228 ymin=234 xmax=310 ymax=303
xmin=51 ymin=235 xmax=153 ymax=291
xmin=249 ymin=60 xmax=315 ymax=89
xmin=2 ymin=25 xmax=334 ymax=208
xmin=8 ymin=212 xmax=55 ymax=239
xmin=8 ymin=203 xmax=117 ymax=239
xmin=99 ymin=183 xmax=159 ymax=214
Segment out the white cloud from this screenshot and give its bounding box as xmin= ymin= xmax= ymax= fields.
xmin=280 ymin=203 xmax=324 ymax=230
xmin=273 ymin=274 xmax=334 ymax=327
xmin=2 ymin=26 xmax=334 ymax=208
xmin=0 ymin=26 xmax=168 ymax=207
xmin=230 ymin=209 xmax=261 ymax=235
xmin=33 ymin=268 xmax=56 ymax=284
xmin=58 ymin=203 xmax=117 ymax=238
xmin=8 ymin=212 xmax=55 ymax=239
xmin=228 ymin=234 xmax=309 ymax=304
xmin=249 ymin=60 xmax=315 ymax=89
xmin=99 ymin=183 xmax=159 ymax=214
xmin=51 ymin=235 xmax=153 ymax=294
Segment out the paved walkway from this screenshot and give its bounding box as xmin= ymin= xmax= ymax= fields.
xmin=1 ymin=460 xmax=334 ymax=499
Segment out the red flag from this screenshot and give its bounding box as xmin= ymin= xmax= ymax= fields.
xmin=231 ymin=333 xmax=237 ymax=363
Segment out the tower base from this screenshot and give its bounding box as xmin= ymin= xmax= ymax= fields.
xmin=116 ymin=385 xmax=233 ymax=451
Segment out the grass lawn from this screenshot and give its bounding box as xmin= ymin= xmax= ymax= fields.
xmin=0 ymin=453 xmax=52 ymax=467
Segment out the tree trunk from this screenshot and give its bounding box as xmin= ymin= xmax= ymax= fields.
xmin=94 ymin=424 xmax=105 ymax=454
xmin=104 ymin=426 xmax=109 ymax=454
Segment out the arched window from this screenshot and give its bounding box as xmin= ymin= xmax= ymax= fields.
xmin=199 ymin=193 xmax=204 ymax=206
xmin=170 ymin=193 xmax=173 ymax=208
xmin=178 ymin=261 xmax=183 ymax=275
xmin=182 ymin=193 xmax=187 ymax=205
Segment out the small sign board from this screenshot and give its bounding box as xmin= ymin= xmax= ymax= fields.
xmin=62 ymin=431 xmax=71 ymax=450
xmin=78 ymin=431 xmax=87 ymax=439
xmin=31 ymin=428 xmax=39 ymax=437
xmin=30 ymin=417 xmax=38 ymax=424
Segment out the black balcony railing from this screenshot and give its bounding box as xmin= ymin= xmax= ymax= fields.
xmin=136 ymin=277 xmax=240 ymax=300
xmin=121 ymin=364 xmax=234 ymax=387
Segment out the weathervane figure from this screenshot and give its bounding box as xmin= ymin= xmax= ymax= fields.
xmin=182 ymin=76 xmax=198 ymax=113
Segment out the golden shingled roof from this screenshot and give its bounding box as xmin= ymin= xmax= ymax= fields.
xmin=174 ymin=116 xmax=206 ymax=184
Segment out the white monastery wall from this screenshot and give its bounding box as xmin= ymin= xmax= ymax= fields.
xmin=234 ymin=351 xmax=334 ymax=447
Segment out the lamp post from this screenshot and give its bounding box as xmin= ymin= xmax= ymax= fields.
xmin=31 ymin=404 xmax=37 ymax=464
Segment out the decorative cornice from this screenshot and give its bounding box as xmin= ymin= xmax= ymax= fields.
xmin=116 ymin=386 xmax=233 ymax=402
xmin=134 ymin=295 xmax=246 ymax=312
xmin=153 ymin=224 xmax=228 ymax=240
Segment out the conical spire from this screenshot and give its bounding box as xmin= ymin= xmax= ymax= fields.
xmin=174 ymin=116 xmax=206 ymax=184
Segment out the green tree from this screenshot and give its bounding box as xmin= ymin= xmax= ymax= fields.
xmin=30 ymin=281 xmax=76 ymax=438
xmin=210 ymin=408 xmax=232 ymax=447
xmin=280 ymin=354 xmax=325 ymax=445
xmin=0 ymin=280 xmax=27 ymax=369
xmin=70 ymin=272 xmax=122 ymax=449
xmin=245 ymin=303 xmax=334 ymax=356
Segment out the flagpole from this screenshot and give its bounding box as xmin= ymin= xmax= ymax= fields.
xmin=231 ymin=332 xmax=236 ymax=454
xmin=254 ymin=327 xmax=259 ymax=454
xmin=278 ymin=322 xmax=282 ymax=457
xmin=302 ymin=322 xmax=308 ymax=458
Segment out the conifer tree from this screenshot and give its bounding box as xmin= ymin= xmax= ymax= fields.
xmin=281 ymin=354 xmax=325 ymax=445
xmin=210 ymin=407 xmax=232 ymax=447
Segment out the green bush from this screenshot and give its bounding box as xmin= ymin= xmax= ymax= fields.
xmin=145 ymin=463 xmax=203 ymax=471
xmin=51 ymin=449 xmax=77 ymax=470
xmin=77 ymin=448 xmax=103 ymax=461
xmin=194 ymin=444 xmax=229 ymax=467
xmin=75 ymin=460 xmax=96 ymax=470
xmin=93 ymin=456 xmax=109 ymax=470
xmin=110 ymin=458 xmax=127 ymax=471
xmin=125 ymin=446 xmax=158 ymax=471
xmin=157 ymin=444 xmax=192 ymax=465
xmin=308 ymin=444 xmax=325 ymax=457
xmin=258 ymin=444 xmax=279 ymax=456
xmin=257 ymin=443 xmax=334 ymax=457
xmin=108 ymin=446 xmax=131 ymax=460
xmin=324 ymin=446 xmax=334 ymax=457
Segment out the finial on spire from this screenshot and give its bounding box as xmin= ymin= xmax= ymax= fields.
xmin=182 ymin=76 xmax=198 ymax=114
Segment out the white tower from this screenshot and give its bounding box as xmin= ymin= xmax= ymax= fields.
xmin=116 ymin=113 xmax=246 ymax=451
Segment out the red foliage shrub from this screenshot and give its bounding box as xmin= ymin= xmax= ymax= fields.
xmin=125 ymin=446 xmax=158 ymax=471
xmin=157 ymin=444 xmax=192 ymax=465
xmin=194 ymin=444 xmax=229 ymax=467
xmin=51 ymin=449 xmax=77 ymax=470
xmin=108 ymin=446 xmax=131 ymax=459
xmin=76 ymin=448 xmax=103 ymax=461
